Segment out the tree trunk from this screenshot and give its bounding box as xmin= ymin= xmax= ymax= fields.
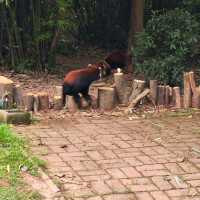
xmin=128 ymin=0 xmax=144 ymax=52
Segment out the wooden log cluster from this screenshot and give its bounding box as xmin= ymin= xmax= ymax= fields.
xmin=183 ymin=72 xmax=200 ymax=109
xmin=22 ymin=92 xmax=49 ymax=112
xmin=149 ymin=80 xmax=181 ymax=108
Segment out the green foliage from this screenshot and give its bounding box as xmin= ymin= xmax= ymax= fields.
xmin=0 ymin=0 xmax=77 ymax=71
xmin=133 ymin=9 xmax=200 ymax=86
xmin=182 ymin=0 xmax=200 ymax=20
xmin=0 ymin=124 xmax=45 ymax=199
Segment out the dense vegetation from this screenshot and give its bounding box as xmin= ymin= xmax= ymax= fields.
xmin=0 ymin=0 xmax=200 ymax=85
xmin=133 ymin=8 xmax=200 ymax=86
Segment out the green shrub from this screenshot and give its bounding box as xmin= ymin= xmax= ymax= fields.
xmin=132 ymin=8 xmax=200 ymax=86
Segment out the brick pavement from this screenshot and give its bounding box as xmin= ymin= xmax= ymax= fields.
xmin=14 ymin=116 xmax=200 ymax=200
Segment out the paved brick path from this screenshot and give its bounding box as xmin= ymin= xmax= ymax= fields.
xmin=14 ymin=116 xmax=200 ymax=200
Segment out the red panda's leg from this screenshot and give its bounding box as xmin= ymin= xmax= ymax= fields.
xmin=81 ymin=89 xmax=92 ymax=106
xmin=73 ymin=94 xmax=82 ymax=108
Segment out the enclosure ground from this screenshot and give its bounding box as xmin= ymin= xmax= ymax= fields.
xmin=13 ymin=114 xmax=200 ymax=200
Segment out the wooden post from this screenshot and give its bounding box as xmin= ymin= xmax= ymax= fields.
xmin=98 ymin=87 xmax=116 ymax=110
xmin=188 ymin=72 xmax=200 ymax=109
xmin=114 ymin=72 xmax=126 ymax=104
xmin=192 ymin=90 xmax=200 ymax=108
xmin=33 ymin=95 xmax=40 ymax=112
xmin=67 ymin=96 xmax=78 ymax=113
xmin=165 ymin=85 xmax=170 ymax=106
xmin=55 ymin=86 xmax=63 ymax=97
xmin=158 ymin=85 xmax=165 ymax=105
xmin=169 ymin=86 xmax=173 ymax=105
xmin=13 ymin=84 xmax=24 ymax=108
xmin=53 ymin=96 xmax=63 ymax=110
xmin=23 ymin=93 xmax=34 ymax=111
xmin=173 ymin=87 xmax=181 ymax=109
xmin=184 ymin=72 xmax=192 ymax=108
xmin=129 ymin=80 xmax=145 ymax=103
xmin=150 ymin=80 xmax=158 ymax=105
xmin=38 ymin=92 xmax=49 ymax=110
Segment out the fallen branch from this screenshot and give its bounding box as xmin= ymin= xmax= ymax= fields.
xmin=127 ymin=88 xmax=150 ymax=109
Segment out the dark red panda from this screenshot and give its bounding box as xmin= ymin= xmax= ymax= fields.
xmin=104 ymin=50 xmax=132 ymax=70
xmin=62 ymin=63 xmax=111 ymax=107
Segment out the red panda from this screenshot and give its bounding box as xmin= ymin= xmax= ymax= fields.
xmin=104 ymin=50 xmax=132 ymax=70
xmin=62 ymin=63 xmax=111 ymax=107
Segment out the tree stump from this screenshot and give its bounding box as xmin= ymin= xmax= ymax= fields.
xmin=173 ymin=87 xmax=181 ymax=109
xmin=55 ymin=86 xmax=63 ymax=97
xmin=67 ymin=96 xmax=78 ymax=113
xmin=150 ymin=80 xmax=158 ymax=105
xmin=129 ymin=80 xmax=145 ymax=103
xmin=165 ymin=85 xmax=170 ymax=106
xmin=169 ymin=86 xmax=173 ymax=105
xmin=114 ymin=72 xmax=127 ymax=104
xmin=23 ymin=93 xmax=34 ymax=111
xmin=157 ymin=85 xmax=165 ymax=105
xmin=13 ymin=84 xmax=24 ymax=108
xmin=98 ymin=87 xmax=116 ymax=110
xmin=33 ymin=95 xmax=40 ymax=112
xmin=90 ymin=82 xmax=106 ymax=98
xmin=188 ymin=72 xmax=200 ymax=108
xmin=184 ymin=72 xmax=192 ymax=108
xmin=38 ymin=92 xmax=49 ymax=110
xmin=53 ymin=96 xmax=63 ymax=110
xmin=0 ymin=76 xmax=14 ymax=108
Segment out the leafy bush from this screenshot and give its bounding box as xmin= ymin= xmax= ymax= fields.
xmin=132 ymin=8 xmax=200 ymax=86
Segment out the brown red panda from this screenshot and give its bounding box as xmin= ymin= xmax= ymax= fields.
xmin=62 ymin=62 xmax=111 ymax=107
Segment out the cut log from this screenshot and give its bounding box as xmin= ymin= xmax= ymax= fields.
xmin=169 ymin=86 xmax=173 ymax=105
xmin=98 ymin=87 xmax=116 ymax=110
xmin=90 ymin=82 xmax=106 ymax=98
xmin=23 ymin=93 xmax=34 ymax=111
xmin=128 ymin=88 xmax=150 ymax=109
xmin=129 ymin=80 xmax=145 ymax=103
xmin=114 ymin=72 xmax=127 ymax=104
xmin=13 ymin=84 xmax=24 ymax=108
xmin=33 ymin=95 xmax=40 ymax=112
xmin=157 ymin=85 xmax=165 ymax=105
xmin=173 ymin=87 xmax=181 ymax=109
xmin=192 ymin=87 xmax=200 ymax=108
xmin=67 ymin=96 xmax=79 ymax=113
xmin=38 ymin=92 xmax=49 ymax=110
xmin=0 ymin=76 xmax=14 ymax=108
xmin=188 ymin=72 xmax=200 ymax=108
xmin=55 ymin=86 xmax=63 ymax=97
xmin=150 ymin=80 xmax=158 ymax=105
xmin=189 ymin=71 xmax=196 ymax=94
xmin=184 ymin=72 xmax=192 ymax=108
xmin=165 ymin=85 xmax=170 ymax=106
xmin=53 ymin=96 xmax=63 ymax=110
